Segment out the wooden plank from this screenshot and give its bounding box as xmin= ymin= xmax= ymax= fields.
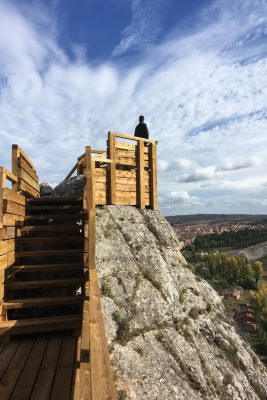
xmin=115 ymin=141 xmax=149 ymax=153
xmin=16 ymin=248 xmax=82 ymax=257
xmin=6 ymin=278 xmax=83 ymax=289
xmin=16 ymin=144 xmax=37 ymax=173
xmin=0 ymin=251 xmax=15 ymax=270
xmin=1 ymin=226 xmax=16 ymax=240
xmin=3 ymin=168 xmax=18 ymax=184
xmin=3 ymin=200 xmax=25 ymax=217
xmin=3 ymin=213 xmax=24 ymax=227
xmin=73 ymin=335 xmax=82 ymax=400
xmin=12 ymin=145 xmax=19 ymax=191
xmin=18 ymin=169 xmax=40 ymax=192
xmin=0 ymin=169 xmax=3 ymax=234
xmin=84 ymin=148 xmax=96 ymax=270
xmin=95 ymin=182 xmax=149 ymax=193
xmin=149 ymin=142 xmax=158 ymax=210
xmin=79 ymin=285 xmax=91 ymax=399
xmin=0 ymin=340 xmax=21 ymax=379
xmin=110 ymin=131 xmax=156 ymax=144
xmin=3 ymin=295 xmax=84 ymax=310
xmin=18 ymin=179 xmax=40 ymax=198
xmin=0 ymin=315 xmax=81 ymax=336
xmin=0 ymin=240 xmax=15 ymax=256
xmin=10 ymin=336 xmax=49 ymax=400
xmin=108 ymin=132 xmax=116 ymax=204
xmin=50 ymin=336 xmax=76 ymax=400
xmin=0 ymin=338 xmax=35 ymax=399
xmin=30 ymin=335 xmax=62 ymax=400
xmin=64 ymin=161 xmax=78 ymax=181
xmin=95 ymin=167 xmax=107 ymax=176
xmin=90 ymin=270 xmax=117 ymax=399
xmin=8 ymin=263 xmax=82 ymax=274
xmin=137 ymin=141 xmax=145 ymax=208
xmin=18 ymin=158 xmax=39 ymax=182
xmin=3 ymin=188 xmax=26 ymax=206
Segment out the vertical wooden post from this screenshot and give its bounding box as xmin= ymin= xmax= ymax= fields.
xmin=107 ymin=132 xmax=116 ymax=205
xmin=85 ymin=146 xmax=96 ymax=269
xmin=137 ymin=141 xmax=145 ymax=208
xmin=149 ymin=142 xmax=158 ymax=210
xmin=12 ymin=145 xmax=19 ymax=192
xmin=0 ymin=168 xmax=4 ymax=230
xmin=0 ymin=168 xmax=5 ymax=307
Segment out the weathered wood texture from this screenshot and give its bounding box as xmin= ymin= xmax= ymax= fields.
xmin=81 ymin=145 xmax=117 ymax=399
xmin=0 ymin=167 xmax=27 ymax=317
xmin=12 ymin=144 xmax=40 ymax=198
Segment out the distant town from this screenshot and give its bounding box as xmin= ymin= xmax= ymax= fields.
xmin=166 ymin=214 xmax=267 ymax=248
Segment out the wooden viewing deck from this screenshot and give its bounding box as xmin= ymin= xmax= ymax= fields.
xmin=0 ymin=132 xmax=158 ymax=399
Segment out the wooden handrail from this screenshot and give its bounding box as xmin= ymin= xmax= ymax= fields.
xmin=0 ymin=167 xmax=18 ymax=187
xmin=64 ymin=162 xmax=79 ymax=181
xmin=109 ymin=131 xmax=158 ymax=144
xmin=77 ymin=149 xmax=106 ymax=162
xmin=12 ymin=144 xmax=37 ymax=173
xmin=93 ymin=157 xmax=112 ymax=164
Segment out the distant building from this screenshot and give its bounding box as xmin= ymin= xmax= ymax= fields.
xmin=231 ymin=291 xmax=241 ymax=299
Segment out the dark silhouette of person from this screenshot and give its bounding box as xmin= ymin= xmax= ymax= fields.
xmin=134 ymin=115 xmax=149 ymax=139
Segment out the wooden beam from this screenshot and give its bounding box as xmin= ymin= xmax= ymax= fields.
xmin=64 ymin=162 xmax=79 ymax=181
xmin=85 ymin=147 xmax=96 ymax=270
xmin=109 ymin=131 xmax=157 ymax=144
xmin=90 ymin=269 xmax=117 ymax=400
xmin=137 ymin=141 xmax=145 ymax=208
xmin=107 ymin=132 xmax=116 ymax=205
xmin=0 ymin=169 xmax=4 ymax=238
xmin=12 ymin=145 xmax=19 ymax=191
xmin=3 ymin=169 xmax=17 ymax=184
xmin=149 ymin=142 xmax=158 ymax=210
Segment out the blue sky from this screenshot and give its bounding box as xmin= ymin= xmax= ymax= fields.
xmin=0 ymin=0 xmax=267 ymax=215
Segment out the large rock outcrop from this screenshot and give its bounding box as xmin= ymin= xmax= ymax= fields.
xmin=96 ymin=206 xmax=267 ymax=400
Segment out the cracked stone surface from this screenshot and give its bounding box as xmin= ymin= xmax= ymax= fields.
xmin=96 ymin=205 xmax=267 ymax=400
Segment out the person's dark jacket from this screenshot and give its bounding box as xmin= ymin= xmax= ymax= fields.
xmin=134 ymin=122 xmax=149 ymax=139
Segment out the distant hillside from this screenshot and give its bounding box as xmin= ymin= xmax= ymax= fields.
xmin=166 ymin=214 xmax=267 ymax=226
xmin=229 ymin=241 xmax=267 ymax=261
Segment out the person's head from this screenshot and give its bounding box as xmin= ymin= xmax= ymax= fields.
xmin=139 ymin=115 xmax=144 ymax=123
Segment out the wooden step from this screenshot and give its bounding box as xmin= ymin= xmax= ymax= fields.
xmin=17 ymin=236 xmax=83 ymax=244
xmin=28 ymin=196 xmax=82 ymax=203
xmin=0 ymin=314 xmax=81 ymax=336
xmin=27 ymin=204 xmax=82 ymax=210
xmin=19 ymin=225 xmax=82 ymax=233
xmin=8 ymin=263 xmax=83 ymax=274
xmin=2 ymin=295 xmax=84 ymax=310
xmin=24 ymin=214 xmax=83 ymax=220
xmin=16 ymin=249 xmax=83 ymax=258
xmin=6 ymin=278 xmax=84 ymax=289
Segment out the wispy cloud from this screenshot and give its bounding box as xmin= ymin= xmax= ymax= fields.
xmin=112 ymin=0 xmax=170 ymax=56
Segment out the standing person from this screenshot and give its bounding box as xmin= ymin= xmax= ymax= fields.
xmin=134 ymin=115 xmax=149 ymax=139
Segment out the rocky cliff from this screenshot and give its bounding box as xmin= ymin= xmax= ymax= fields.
xmin=96 ymin=206 xmax=267 ymax=400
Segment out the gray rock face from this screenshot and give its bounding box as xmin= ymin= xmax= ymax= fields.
xmin=54 ymin=176 xmax=84 ymax=197
xmin=96 ymin=205 xmax=267 ymax=400
xmin=40 ymin=182 xmax=54 ymax=197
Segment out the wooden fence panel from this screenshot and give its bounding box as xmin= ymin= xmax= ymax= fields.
xmin=12 ymin=145 xmax=40 ymax=198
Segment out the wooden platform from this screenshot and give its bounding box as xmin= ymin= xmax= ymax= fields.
xmin=0 ymin=331 xmax=78 ymax=400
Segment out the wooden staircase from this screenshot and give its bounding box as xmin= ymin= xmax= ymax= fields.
xmin=1 ymin=196 xmax=84 ymax=335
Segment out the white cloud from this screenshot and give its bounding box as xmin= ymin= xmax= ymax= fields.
xmin=112 ymin=0 xmax=169 ymax=56
xmin=167 ymin=191 xmax=201 ymax=206
xmin=0 ymin=0 xmax=267 ymax=214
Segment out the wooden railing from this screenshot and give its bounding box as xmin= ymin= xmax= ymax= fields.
xmin=0 ymin=168 xmax=26 ymax=318
xmin=0 ymin=146 xmax=39 ymax=318
xmin=12 ymin=144 xmax=40 ymax=198
xmin=64 ymin=132 xmax=158 ymax=210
